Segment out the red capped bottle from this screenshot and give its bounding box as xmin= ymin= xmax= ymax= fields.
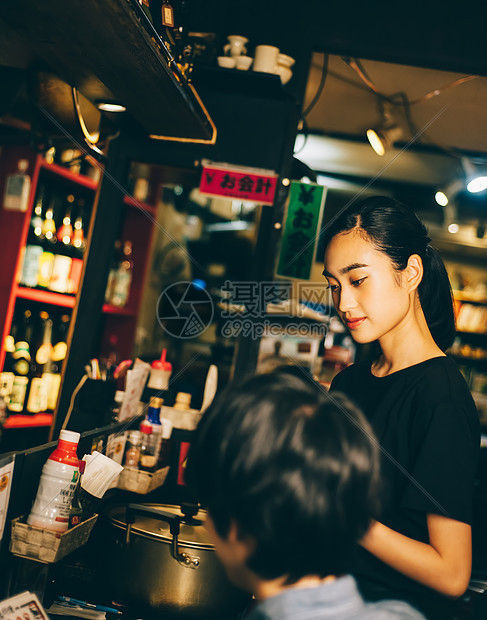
xmin=27 ymin=429 xmax=80 ymax=532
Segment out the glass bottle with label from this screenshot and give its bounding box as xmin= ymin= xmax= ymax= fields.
xmin=45 ymin=313 xmax=70 ymax=411
xmin=110 ymin=240 xmax=133 ymax=307
xmin=105 ymin=240 xmax=122 ymax=304
xmin=3 ymin=159 xmax=31 ymax=212
xmin=25 ymin=311 xmax=52 ymax=414
xmin=123 ymin=430 xmax=142 ymax=468
xmin=19 ymin=185 xmax=49 ymax=288
xmin=57 ymin=194 xmax=75 ymax=246
xmin=8 ymin=309 xmax=33 ymax=413
xmin=0 ymin=318 xmax=18 ymax=405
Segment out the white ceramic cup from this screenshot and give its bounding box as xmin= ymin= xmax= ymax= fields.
xmin=236 ymin=55 xmax=253 ymax=71
xmin=223 ymin=35 xmax=248 ymax=57
xmin=277 ymin=53 xmax=295 ymax=68
xmin=252 ymin=45 xmax=280 ymax=73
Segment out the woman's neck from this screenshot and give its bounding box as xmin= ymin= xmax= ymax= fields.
xmin=372 ymin=300 xmax=445 ymax=377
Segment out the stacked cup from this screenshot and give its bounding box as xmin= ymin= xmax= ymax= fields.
xmin=217 ymin=35 xmax=253 ymax=70
xmin=252 ymin=46 xmax=295 ymax=84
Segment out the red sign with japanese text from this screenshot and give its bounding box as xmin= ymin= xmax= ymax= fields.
xmin=199 ymin=165 xmax=278 ymax=205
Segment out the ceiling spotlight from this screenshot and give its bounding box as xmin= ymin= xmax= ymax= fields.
xmin=448 ymin=223 xmax=459 ymax=234
xmin=467 ymin=176 xmax=487 ymax=193
xmin=460 ymin=157 xmax=487 ymax=194
xmin=434 ymin=179 xmax=463 ymax=206
xmin=366 ymin=102 xmax=403 ymax=156
xmin=367 ymin=125 xmax=403 ymax=157
xmin=434 ymin=191 xmax=448 ymax=207
xmin=96 ymin=101 xmax=127 ymax=113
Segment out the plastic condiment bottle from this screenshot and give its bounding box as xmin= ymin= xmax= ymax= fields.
xmin=146 ymin=397 xmax=164 ymax=465
xmin=139 ymin=421 xmax=157 ymax=472
xmin=27 ymin=429 xmax=80 ymax=532
xmin=174 ymin=392 xmax=192 ymax=411
xmin=124 ymin=430 xmax=142 ymax=468
xmin=147 ymin=349 xmax=172 ymax=390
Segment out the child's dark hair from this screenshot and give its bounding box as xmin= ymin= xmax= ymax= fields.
xmin=322 ymin=195 xmax=456 ymax=351
xmin=186 ymin=370 xmax=381 ymax=583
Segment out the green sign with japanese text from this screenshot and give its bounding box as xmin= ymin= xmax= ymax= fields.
xmin=276 ymin=181 xmax=326 ymax=280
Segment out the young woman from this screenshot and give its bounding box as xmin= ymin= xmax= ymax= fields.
xmin=323 ymin=196 xmax=480 ymax=620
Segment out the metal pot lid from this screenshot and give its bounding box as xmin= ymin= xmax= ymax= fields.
xmin=105 ymin=503 xmax=214 ymax=549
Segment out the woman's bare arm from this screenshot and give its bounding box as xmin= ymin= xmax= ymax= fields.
xmin=360 ymin=514 xmax=471 ymax=598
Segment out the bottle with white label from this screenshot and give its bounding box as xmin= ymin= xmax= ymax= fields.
xmin=27 ymin=429 xmax=80 ymax=532
xmin=3 ymin=159 xmax=31 ymax=212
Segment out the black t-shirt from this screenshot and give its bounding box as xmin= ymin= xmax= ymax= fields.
xmin=330 ymin=355 xmax=480 ymax=619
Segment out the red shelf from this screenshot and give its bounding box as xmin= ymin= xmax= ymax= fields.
xmin=39 ymin=159 xmax=99 ymax=191
xmin=15 ymin=285 xmax=76 ymax=308
xmin=102 ymin=304 xmax=137 ymax=316
xmin=123 ymin=195 xmax=157 ymax=216
xmin=4 ymin=413 xmax=53 ymax=428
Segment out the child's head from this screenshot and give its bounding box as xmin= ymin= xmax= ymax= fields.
xmin=322 ymin=195 xmax=455 ymax=351
xmin=186 ymin=370 xmax=380 ymax=589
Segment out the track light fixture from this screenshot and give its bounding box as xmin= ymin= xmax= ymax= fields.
xmin=366 ymin=102 xmax=403 ymax=156
xmin=462 ymin=157 xmax=487 ymax=194
xmin=434 ymin=179 xmax=463 ymax=207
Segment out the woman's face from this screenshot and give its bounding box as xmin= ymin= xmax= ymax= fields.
xmin=323 ymin=229 xmax=412 ymax=344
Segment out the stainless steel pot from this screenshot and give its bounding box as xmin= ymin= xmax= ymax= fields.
xmin=99 ymin=503 xmax=251 ymax=619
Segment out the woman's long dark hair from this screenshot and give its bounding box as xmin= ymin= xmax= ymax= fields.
xmin=322 ymin=196 xmax=456 ymax=351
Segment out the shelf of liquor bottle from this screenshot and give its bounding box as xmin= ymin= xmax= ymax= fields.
xmin=15 ymin=285 xmax=76 ymax=308
xmin=450 ymin=352 xmax=487 ymax=364
xmin=123 ymin=195 xmax=157 ymax=215
xmin=3 ymin=413 xmax=53 ymax=429
xmin=39 ymin=159 xmax=99 ymax=191
xmin=453 ymin=291 xmax=487 ymax=305
xmin=102 ymin=304 xmax=137 ymax=316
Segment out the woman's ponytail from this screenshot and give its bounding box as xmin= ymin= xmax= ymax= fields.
xmin=419 ymin=245 xmax=456 ymax=351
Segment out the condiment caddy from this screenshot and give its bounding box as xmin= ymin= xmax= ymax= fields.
xmin=9 ymin=430 xmax=122 ymax=563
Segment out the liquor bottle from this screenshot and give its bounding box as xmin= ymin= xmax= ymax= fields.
xmin=110 ymin=240 xmax=133 ymax=307
xmin=67 ymin=197 xmax=86 ymax=294
xmin=57 ymin=194 xmax=75 ymax=245
xmin=46 ymin=313 xmax=70 ymax=411
xmin=19 ymin=185 xmax=50 ymax=289
xmin=31 ymin=185 xmax=46 ymax=240
xmin=105 ymin=240 xmax=122 ymax=304
xmin=27 ymin=429 xmax=80 ymax=532
xmin=0 ymin=318 xmax=18 ymax=404
xmin=72 ymin=198 xmax=86 ymax=253
xmin=25 ymin=311 xmax=52 ymax=414
xmin=8 ymin=309 xmax=33 ymax=412
xmin=3 ymin=159 xmax=31 ymax=212
xmin=49 ymin=208 xmax=73 ymax=293
xmin=41 ymin=200 xmax=57 ymax=244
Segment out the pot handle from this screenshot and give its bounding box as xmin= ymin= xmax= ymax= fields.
xmin=125 ymin=504 xmax=200 ymax=568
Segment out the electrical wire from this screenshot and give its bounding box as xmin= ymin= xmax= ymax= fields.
xmin=341 ymin=56 xmax=483 ymax=164
xmin=302 ymin=53 xmax=329 ymax=117
xmin=293 ymin=116 xmax=309 ymax=155
xmin=409 ymin=75 xmax=480 ymax=105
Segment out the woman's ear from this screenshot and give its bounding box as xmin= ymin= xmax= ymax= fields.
xmin=404 ymin=254 xmax=424 ymax=293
